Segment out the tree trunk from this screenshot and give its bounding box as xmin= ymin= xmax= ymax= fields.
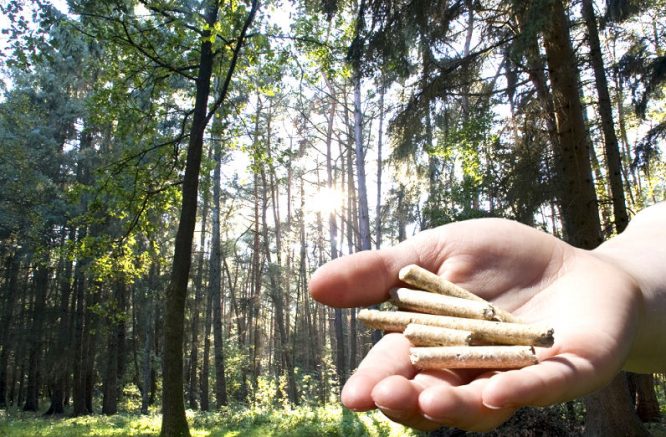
xmin=0 ymin=252 xmax=20 ymax=409
xmin=350 ymin=0 xmax=380 ymax=346
xmin=210 ymin=122 xmax=228 ymax=408
xmin=584 ymin=373 xmax=649 ymax=436
xmin=581 ymin=0 xmax=629 ymax=233
xmin=542 ymin=0 xmax=602 ymax=249
xmin=188 ymin=147 xmax=211 ymax=410
xmin=628 ymin=373 xmax=661 ymax=422
xmin=200 ymin=257 xmax=213 ymax=411
xmin=375 ymin=82 xmax=385 ymax=250
xmin=72 ymin=124 xmax=95 ymax=417
xmin=102 ymin=311 xmax=120 ymax=415
xmin=102 ymin=281 xmax=127 ymax=415
xmin=141 ymin=263 xmax=157 ymax=415
xmin=324 ymin=75 xmax=346 ymax=386
xmin=45 ymin=228 xmax=75 ymax=415
xmin=540 ymin=1 xmax=646 ymax=435
xmin=161 ymin=0 xmax=257 ymax=429
xmin=84 ymin=283 xmax=99 ymax=414
xmin=23 ymin=262 xmax=49 ymax=412
xmin=260 ymin=102 xmax=299 ymax=405
xmin=161 ymin=3 xmax=218 ymax=435
xmin=71 ymin=244 xmax=89 ymax=416
xmin=351 ymin=24 xmax=371 ymax=253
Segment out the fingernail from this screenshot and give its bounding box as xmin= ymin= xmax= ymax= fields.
xmin=375 ymin=404 xmax=408 ymax=420
xmin=482 ymin=400 xmax=515 ymax=410
xmin=423 ymin=414 xmax=453 ymax=426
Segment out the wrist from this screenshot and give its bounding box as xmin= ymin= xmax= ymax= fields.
xmin=591 ymin=205 xmax=666 ymax=373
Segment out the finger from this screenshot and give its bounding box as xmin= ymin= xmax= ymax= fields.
xmin=309 ymin=232 xmax=440 ymax=307
xmin=372 ymin=368 xmax=483 ymax=431
xmin=371 ymin=375 xmax=440 ymax=431
xmin=419 ymin=373 xmax=516 ymax=432
xmin=341 ymin=333 xmax=415 ymax=411
xmin=369 ymin=365 xmax=493 ymax=430
xmin=481 ymin=353 xmax=607 ymax=409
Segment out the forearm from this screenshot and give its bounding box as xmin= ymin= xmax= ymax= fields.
xmin=593 ymin=202 xmax=666 ymax=372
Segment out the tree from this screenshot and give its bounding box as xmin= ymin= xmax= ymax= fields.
xmin=539 ymin=0 xmax=646 ymax=434
xmin=161 ymin=1 xmax=258 ymax=434
xmin=209 ymin=114 xmax=228 ymax=409
xmin=581 ymin=0 xmax=629 ymax=233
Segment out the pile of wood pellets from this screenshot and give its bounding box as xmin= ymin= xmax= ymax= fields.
xmin=358 ymin=264 xmax=555 ymax=370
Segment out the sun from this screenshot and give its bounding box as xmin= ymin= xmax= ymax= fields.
xmin=306 ymin=187 xmax=344 ymax=216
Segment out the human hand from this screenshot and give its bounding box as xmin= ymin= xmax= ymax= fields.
xmin=308 ymin=218 xmax=643 ymax=431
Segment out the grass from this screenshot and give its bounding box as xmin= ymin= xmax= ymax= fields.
xmin=3 ymin=388 xmax=666 ymax=437
xmin=0 ymin=405 xmax=421 ymax=437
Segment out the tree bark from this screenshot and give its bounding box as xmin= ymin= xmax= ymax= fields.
xmin=210 ymin=120 xmax=228 ymax=408
xmin=102 ymin=281 xmax=127 ymax=415
xmin=45 ymin=228 xmax=75 ymax=415
xmin=375 ymin=83 xmax=384 ymax=250
xmin=628 ymin=373 xmax=662 ymax=422
xmin=0 ymin=252 xmax=20 ymax=409
xmin=23 ymin=262 xmax=49 ymax=412
xmin=188 ymin=147 xmax=211 ymax=410
xmin=542 ymin=0 xmax=602 ymax=249
xmin=584 ymin=373 xmax=649 ymax=436
xmin=349 ymin=0 xmax=380 ymax=346
xmin=540 ymin=1 xmax=646 ymax=435
xmin=161 ymin=3 xmax=219 ymax=435
xmin=71 ymin=242 xmax=89 ymax=416
xmin=581 ymin=0 xmax=629 ymax=233
xmin=200 ymin=259 xmax=213 ymax=410
xmin=141 ymin=262 xmax=157 ymax=415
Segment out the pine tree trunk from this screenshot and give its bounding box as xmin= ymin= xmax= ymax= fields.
xmin=210 ymin=126 xmax=228 ymax=408
xmin=84 ymin=284 xmax=99 ymax=414
xmin=23 ymin=263 xmax=49 ymax=412
xmin=71 ymin=248 xmax=89 ymax=416
xmin=102 ymin=309 xmax=119 ymax=415
xmin=188 ymin=148 xmax=211 ymax=410
xmin=352 ymin=74 xmax=371 ymax=253
xmin=102 ymin=281 xmax=127 ymax=415
xmin=628 ymin=373 xmax=662 ymax=422
xmin=45 ymin=228 xmax=75 ymax=415
xmin=350 ymin=0 xmax=380 ymax=347
xmin=542 ymin=0 xmax=602 ymax=249
xmin=260 ymin=106 xmax=299 ymax=405
xmin=584 ymin=373 xmax=649 ymax=436
xmin=141 ymin=263 xmax=157 ymax=415
xmin=324 ymin=76 xmax=346 ymax=386
xmin=249 ymin=104 xmax=264 ymax=395
xmin=581 ymin=0 xmax=628 ymax=232
xmin=199 ymin=265 xmax=213 ymax=410
xmin=72 ymin=125 xmax=95 ymax=416
xmin=541 ymin=1 xmax=646 ymax=435
xmin=375 ymin=83 xmax=385 ymax=250
xmin=0 ymin=252 xmax=20 ymax=409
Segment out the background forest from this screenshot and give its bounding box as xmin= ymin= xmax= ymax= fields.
xmin=0 ymin=0 xmax=665 ymax=436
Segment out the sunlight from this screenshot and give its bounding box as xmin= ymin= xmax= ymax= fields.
xmin=305 ymin=187 xmax=344 ymax=216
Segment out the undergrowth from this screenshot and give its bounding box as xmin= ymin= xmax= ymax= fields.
xmin=0 ymin=404 xmax=420 ymax=437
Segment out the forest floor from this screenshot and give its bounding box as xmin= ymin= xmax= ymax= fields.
xmin=2 ymin=404 xmax=665 ymax=436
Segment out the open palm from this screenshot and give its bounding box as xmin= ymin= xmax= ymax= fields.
xmin=309 ymin=218 xmax=642 ymax=431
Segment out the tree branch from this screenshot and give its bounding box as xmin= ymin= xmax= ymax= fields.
xmin=205 ymin=0 xmax=260 ymax=124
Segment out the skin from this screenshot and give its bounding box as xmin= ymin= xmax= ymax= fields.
xmin=308 ymin=202 xmax=666 ymax=432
